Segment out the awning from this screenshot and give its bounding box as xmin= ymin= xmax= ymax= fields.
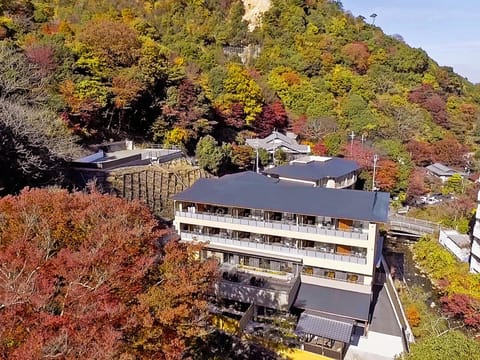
xmin=294 ymin=283 xmax=371 ymax=321
xmin=295 ymin=312 xmax=354 ymax=344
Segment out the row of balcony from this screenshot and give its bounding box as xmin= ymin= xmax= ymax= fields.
xmin=180 ymin=231 xmax=367 ymax=265
xmin=176 ymin=210 xmax=369 ymax=240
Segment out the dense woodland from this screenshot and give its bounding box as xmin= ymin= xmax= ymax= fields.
xmin=2 ymin=1 xmax=480 ymax=358
xmin=2 ymin=0 xmax=480 ymax=196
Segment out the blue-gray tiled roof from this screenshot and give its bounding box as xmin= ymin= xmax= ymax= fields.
xmin=293 ymin=283 xmax=371 ymax=321
xmin=264 ymin=158 xmax=359 ymax=182
xmin=172 ymin=171 xmax=389 ymax=223
xmin=295 ymin=311 xmax=354 ymax=343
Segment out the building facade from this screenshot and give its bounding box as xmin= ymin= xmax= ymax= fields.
xmin=471 ymin=190 xmax=480 ymax=273
xmin=172 ymin=172 xmax=390 ymax=357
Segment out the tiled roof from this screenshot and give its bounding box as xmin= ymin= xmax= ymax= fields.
xmin=264 ymin=157 xmax=359 ymax=182
xmin=172 ymin=171 xmax=390 ymax=223
xmin=246 ymin=131 xmax=310 ymax=154
xmin=426 ymin=163 xmax=465 ymax=177
xmin=295 ymin=311 xmax=354 ymax=343
xmin=293 ymin=283 xmax=371 ymax=321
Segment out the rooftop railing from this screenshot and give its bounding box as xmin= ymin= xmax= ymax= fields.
xmin=176 ymin=211 xmax=369 ymax=241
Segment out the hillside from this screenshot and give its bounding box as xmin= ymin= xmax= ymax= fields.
xmin=1 ymin=0 xmax=480 ymax=195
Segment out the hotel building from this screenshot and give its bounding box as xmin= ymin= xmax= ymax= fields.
xmin=172 ymin=171 xmax=390 ymax=358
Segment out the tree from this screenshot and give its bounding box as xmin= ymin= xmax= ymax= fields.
xmin=220 ymin=63 xmax=263 ymax=125
xmin=440 ymin=294 xmax=480 ymax=331
xmin=432 ymin=136 xmax=468 ymax=166
xmin=0 ymin=188 xmax=161 ymax=359
xmin=444 ymin=173 xmax=463 ymax=194
xmin=231 ymin=144 xmax=254 ymax=170
xmin=406 ymin=140 xmax=434 ymax=167
xmin=253 ymin=101 xmax=288 ymax=137
xmin=129 ymin=240 xmax=218 ymax=359
xmin=375 ymin=159 xmax=399 ymax=191
xmin=341 ymin=41 xmax=370 ymax=74
xmin=399 ymin=330 xmax=480 ymax=360
xmin=291 ymin=115 xmax=337 ymax=142
xmin=195 ymin=135 xmax=225 ymax=175
xmin=77 ymin=19 xmax=141 ymax=68
xmin=406 ymin=168 xmax=428 ymax=202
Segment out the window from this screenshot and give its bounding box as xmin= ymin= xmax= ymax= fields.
xmin=347 ymin=274 xmax=359 ymax=283
xmin=324 ymin=270 xmax=335 ymax=279
xmin=303 ymin=266 xmax=314 ymax=276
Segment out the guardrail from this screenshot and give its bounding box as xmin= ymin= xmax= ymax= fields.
xmin=381 ymin=257 xmax=414 ymax=351
xmin=180 ymin=231 xmax=367 ymax=265
xmin=177 ymin=211 xmax=369 ymax=240
xmin=388 ymin=214 xmax=441 ymax=235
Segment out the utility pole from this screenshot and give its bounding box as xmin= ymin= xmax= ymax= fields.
xmin=256 ymin=146 xmax=259 ymax=173
xmin=372 ymin=154 xmax=379 ymax=191
xmin=349 ymin=131 xmax=355 ymax=156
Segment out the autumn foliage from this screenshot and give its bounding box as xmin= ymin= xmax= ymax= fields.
xmin=406 ymin=305 xmax=421 ymax=327
xmin=0 ymin=188 xmax=217 ymax=359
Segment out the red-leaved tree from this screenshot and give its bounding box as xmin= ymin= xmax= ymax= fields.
xmin=253 ymin=101 xmax=288 ymax=137
xmin=440 ymin=294 xmax=480 ymax=331
xmin=0 ymin=188 xmax=218 ymax=360
xmin=0 ymin=188 xmax=161 ymax=359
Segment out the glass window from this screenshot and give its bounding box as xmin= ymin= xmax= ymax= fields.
xmin=324 ymin=270 xmax=335 ymax=279
xmin=347 ymin=274 xmax=359 ymax=283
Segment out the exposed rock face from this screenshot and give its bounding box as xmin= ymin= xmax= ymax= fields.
xmin=242 ymin=0 xmax=271 ymax=31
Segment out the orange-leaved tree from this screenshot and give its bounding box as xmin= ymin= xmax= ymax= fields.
xmin=129 ymin=240 xmax=218 ymax=360
xmin=0 ymin=188 xmax=217 ymax=360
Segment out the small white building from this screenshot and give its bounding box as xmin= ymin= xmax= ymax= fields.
xmin=438 ymin=229 xmax=470 ymax=263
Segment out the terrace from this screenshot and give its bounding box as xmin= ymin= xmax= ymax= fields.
xmin=180 ymin=229 xmax=367 ymax=265
xmin=215 ymin=262 xmax=301 ymax=310
xmin=175 ymin=203 xmax=369 ymax=240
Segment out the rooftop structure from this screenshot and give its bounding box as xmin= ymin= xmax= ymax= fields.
xmin=246 ymin=130 xmax=310 ymax=155
xmin=264 ymin=156 xmax=359 ymax=189
xmin=438 ymin=229 xmax=470 ymax=263
xmin=172 ymin=171 xmax=393 ymax=359
xmin=72 ymin=140 xmax=182 ymax=170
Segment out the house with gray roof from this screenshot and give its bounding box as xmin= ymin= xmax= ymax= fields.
xmin=246 ymin=130 xmax=310 ymax=156
xmin=426 ymin=162 xmax=467 ymax=182
xmin=172 ymin=171 xmax=398 ymax=359
xmin=264 ymin=156 xmax=359 ymax=189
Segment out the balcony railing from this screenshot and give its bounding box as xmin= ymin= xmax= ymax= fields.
xmin=180 ymin=231 xmax=367 ymax=265
xmin=176 ymin=211 xmax=368 ymax=240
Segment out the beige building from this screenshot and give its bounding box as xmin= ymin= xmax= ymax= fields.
xmin=172 ymin=171 xmax=390 ymax=358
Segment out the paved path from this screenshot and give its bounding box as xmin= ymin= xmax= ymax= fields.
xmin=369 ymin=285 xmax=402 ymax=337
xmin=345 ymin=332 xmax=404 ymax=360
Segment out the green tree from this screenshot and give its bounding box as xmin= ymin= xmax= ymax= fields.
xmin=398 ymin=331 xmax=480 ymax=360
xmin=195 ymin=135 xmax=225 ymax=175
xmin=220 ymin=63 xmax=263 ymax=125
xmin=443 ymin=173 xmax=464 ymax=194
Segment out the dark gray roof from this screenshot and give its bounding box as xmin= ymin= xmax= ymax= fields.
xmin=295 ymin=311 xmax=354 ymax=343
xmin=172 ymin=171 xmax=389 ymax=223
xmin=426 ymin=163 xmax=466 ymax=177
xmin=264 ymin=158 xmax=359 ymax=182
xmin=293 ymin=283 xmax=371 ymax=321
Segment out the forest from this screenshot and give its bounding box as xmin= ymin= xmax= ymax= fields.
xmin=2 ymin=1 xmax=480 ymax=358
xmin=2 ymin=0 xmax=480 ymax=198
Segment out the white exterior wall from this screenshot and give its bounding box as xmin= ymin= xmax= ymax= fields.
xmin=471 ymin=190 xmax=480 ymax=273
xmin=438 ymin=231 xmax=470 ymax=263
